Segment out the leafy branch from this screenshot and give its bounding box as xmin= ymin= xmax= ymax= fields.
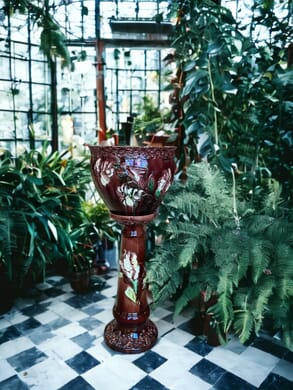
xmin=3 ymin=0 xmax=70 ymax=67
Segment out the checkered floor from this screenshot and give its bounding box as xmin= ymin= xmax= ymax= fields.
xmin=0 ymin=271 xmax=292 ymax=390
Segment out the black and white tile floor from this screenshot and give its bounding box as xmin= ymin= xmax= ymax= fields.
xmin=0 ymin=271 xmax=292 ymax=390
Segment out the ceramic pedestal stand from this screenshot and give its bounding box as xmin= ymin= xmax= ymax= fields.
xmin=88 ymin=146 xmax=176 ymax=353
xmin=104 ymin=212 xmax=157 ymax=353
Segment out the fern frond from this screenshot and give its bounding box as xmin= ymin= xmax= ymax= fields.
xmin=263 ymin=178 xmax=283 ymax=212
xmin=208 ymin=293 xmax=234 ymax=333
xmin=246 ymin=215 xmax=274 ymax=236
xmin=166 ymin=220 xmax=199 ymax=238
xmin=233 ymin=289 xmax=249 ymax=309
xmin=273 ymin=244 xmax=293 ymax=278
xmin=249 ymin=239 xmax=271 ymax=284
xmin=282 ymin=329 xmax=293 ymax=352
xmin=150 ymin=272 xmax=184 ymax=307
xmin=265 ymin=219 xmax=293 ymax=246
xmin=269 ymin=291 xmax=291 ymax=321
xmin=275 ymin=277 xmax=293 ymax=300
xmin=174 ymin=282 xmax=201 ymax=315
xmin=178 ymin=241 xmax=197 ymax=268
xmin=188 ymin=264 xmax=219 ymax=292
xmin=217 ymin=272 xmax=233 ymax=296
xmin=168 ymin=191 xmax=203 ymax=219
xmin=233 ymin=310 xmax=254 ymax=343
xmin=212 ymin=229 xmax=251 ymax=287
xmin=249 ymin=276 xmax=275 ymax=315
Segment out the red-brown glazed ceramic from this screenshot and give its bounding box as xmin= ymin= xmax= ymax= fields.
xmin=88 ymin=146 xmax=176 ymax=216
xmin=88 ymin=146 xmax=176 ymax=353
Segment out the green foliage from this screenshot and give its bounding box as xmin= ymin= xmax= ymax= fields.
xmin=68 ymin=224 xmax=94 ymax=273
xmin=68 ymin=200 xmax=120 ymax=273
xmin=82 ymin=200 xmax=119 ymax=242
xmin=0 ymin=146 xmax=91 ymax=291
xmin=168 ymin=0 xmax=293 ymax=202
xmin=133 ymin=95 xmax=169 ymax=144
xmin=146 ymin=162 xmax=293 ymax=350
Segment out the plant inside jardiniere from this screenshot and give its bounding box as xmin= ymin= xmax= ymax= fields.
xmin=67 ymin=201 xmax=118 ymax=291
xmin=0 ymin=146 xmax=91 ymax=295
xmin=82 ymin=200 xmax=119 ymax=242
xmin=82 ymin=200 xmax=119 ymax=273
xmin=146 ymin=162 xmax=293 ymax=350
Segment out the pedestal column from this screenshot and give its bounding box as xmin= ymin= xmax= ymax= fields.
xmin=104 ymin=213 xmax=158 ymax=354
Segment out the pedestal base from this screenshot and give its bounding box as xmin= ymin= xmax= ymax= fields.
xmin=104 ymin=319 xmax=158 ymax=354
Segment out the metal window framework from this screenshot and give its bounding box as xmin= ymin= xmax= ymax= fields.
xmin=0 ymin=0 xmax=172 ymax=152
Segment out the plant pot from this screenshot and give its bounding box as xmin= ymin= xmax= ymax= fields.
xmin=0 ymin=272 xmax=15 ymax=314
xmin=204 ymin=314 xmax=221 ymax=347
xmin=193 ymin=293 xmax=221 ymax=346
xmin=68 ymin=270 xmax=91 ymax=294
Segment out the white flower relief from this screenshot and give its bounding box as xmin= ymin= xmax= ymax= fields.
xmin=117 ymin=184 xmax=144 ymax=208
xmin=127 ymin=167 xmax=141 ymax=184
xmin=95 ymin=158 xmax=114 ymax=186
xmin=156 ymin=168 xmax=172 ymax=195
xmin=120 ymin=250 xmax=140 ymax=303
xmin=120 ymin=250 xmax=140 ymax=282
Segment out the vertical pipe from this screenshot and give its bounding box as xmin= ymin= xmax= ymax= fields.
xmin=80 ymin=0 xmax=84 ymax=41
xmin=135 ymin=0 xmax=139 ymax=20
xmin=27 ymin=14 xmax=34 ymax=150
xmin=6 ymin=13 xmax=18 ymax=153
xmin=95 ymin=0 xmax=107 ymax=142
xmin=50 ymin=58 xmax=58 ymax=151
xmin=158 ymin=49 xmax=161 ymax=108
xmin=144 ymin=50 xmax=147 ymax=96
xmin=115 ymin=55 xmax=119 ymax=135
xmin=96 ymin=40 xmax=107 ymax=143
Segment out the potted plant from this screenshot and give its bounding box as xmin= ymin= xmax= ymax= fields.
xmin=0 ymin=208 xmax=16 ymax=314
xmin=66 ymin=200 xmax=120 ymax=292
xmin=146 ymin=162 xmax=293 ymax=350
xmin=0 ymin=264 xmax=15 ymax=314
xmin=0 ymin=146 xmax=91 ymax=304
xmin=67 ymin=225 xmax=94 ymax=293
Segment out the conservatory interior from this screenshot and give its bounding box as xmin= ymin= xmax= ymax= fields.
xmin=0 ymin=0 xmax=292 ymax=389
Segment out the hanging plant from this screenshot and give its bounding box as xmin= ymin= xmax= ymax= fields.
xmin=3 ymin=0 xmax=71 ymax=67
xmin=39 ymin=9 xmax=71 ymax=68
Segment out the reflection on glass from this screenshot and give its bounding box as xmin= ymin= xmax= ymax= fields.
xmin=126 ymin=158 xmax=148 ymax=169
